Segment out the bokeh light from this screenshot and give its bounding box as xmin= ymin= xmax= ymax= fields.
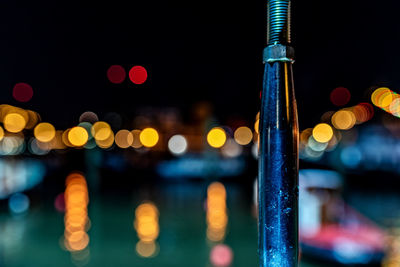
xmin=234 ymin=126 xmax=253 ymax=145
xmin=330 ymin=87 xmax=351 ymax=106
xmin=68 ymin=126 xmax=89 ymax=147
xmin=34 ymin=122 xmax=56 ymax=143
xmin=210 ymin=244 xmax=233 ymax=267
xmin=139 ymin=128 xmax=159 ymax=148
xmin=207 ymin=182 xmax=228 ymax=242
xmin=4 ymin=113 xmax=26 ymax=133
xmin=312 ymin=123 xmax=333 ymax=143
xmin=115 ymin=129 xmax=133 ymax=148
xmin=221 ymin=139 xmax=242 ymax=158
xmin=107 ymin=65 xmax=126 ymax=84
xmin=91 ymin=121 xmax=112 ymax=141
xmin=25 ymin=110 xmax=41 ymax=129
xmin=136 ymin=241 xmax=158 ymax=258
xmin=8 ymin=193 xmax=30 ymax=214
xmin=129 ymin=66 xmax=148 ymax=84
xmin=64 ymin=173 xmax=90 ymax=252
xmin=13 ymin=82 xmax=33 ymax=102
xmin=95 ymin=131 xmax=114 ymax=149
xmin=134 ymin=202 xmax=159 ymax=246
xmin=331 ymin=110 xmax=356 ymax=130
xmin=207 ymin=127 xmax=227 ymax=148
xmin=79 ymin=111 xmax=99 ymax=124
xmin=168 ymin=135 xmax=187 ymax=155
xmin=0 ymin=126 xmax=4 ymax=141
xmin=131 ymin=129 xmax=142 ymax=148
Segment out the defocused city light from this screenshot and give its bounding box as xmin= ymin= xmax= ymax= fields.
xmin=131 ymin=129 xmax=143 ymax=148
xmin=4 ymin=113 xmax=26 ymax=133
xmin=168 ymin=135 xmax=188 ymax=155
xmin=330 ymin=87 xmax=351 ymax=106
xmin=91 ymin=121 xmax=112 ymax=141
xmin=34 ymin=122 xmax=56 ymax=143
xmin=207 ymin=128 xmax=227 ymax=148
xmin=79 ymin=111 xmax=99 ymax=124
xmin=129 ymin=66 xmax=148 ymax=84
xmin=12 ymin=82 xmax=33 ymax=102
xmin=107 ymin=65 xmax=126 ymax=84
xmin=331 ymin=110 xmax=356 ymax=130
xmin=312 ymin=123 xmax=333 ymax=143
xmin=221 ymin=139 xmax=242 ymax=158
xmin=139 ymin=128 xmax=159 ymax=148
xmin=68 ymin=126 xmax=89 ymax=147
xmin=115 ymin=129 xmax=134 ymax=148
xmin=234 ymin=126 xmax=253 ymax=145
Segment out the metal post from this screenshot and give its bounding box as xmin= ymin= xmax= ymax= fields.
xmin=258 ymin=0 xmax=299 ymax=266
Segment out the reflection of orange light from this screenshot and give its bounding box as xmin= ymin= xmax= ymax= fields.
xmin=134 ymin=202 xmax=159 ymax=243
xmin=136 ymin=241 xmax=157 ymax=258
xmin=206 ymin=182 xmax=228 ymax=242
xmin=64 ymin=172 xmax=90 ymax=252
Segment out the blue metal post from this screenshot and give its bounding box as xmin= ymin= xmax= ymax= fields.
xmin=258 ymin=0 xmax=299 ymax=266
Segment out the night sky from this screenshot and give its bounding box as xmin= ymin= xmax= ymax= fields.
xmin=0 ymin=0 xmax=399 ymax=129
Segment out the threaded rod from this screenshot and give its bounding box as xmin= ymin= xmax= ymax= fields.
xmin=267 ymin=0 xmax=291 ymax=45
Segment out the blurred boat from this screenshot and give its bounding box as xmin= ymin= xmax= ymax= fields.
xmin=299 ymin=169 xmax=386 ymax=265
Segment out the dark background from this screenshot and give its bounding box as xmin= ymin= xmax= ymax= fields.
xmin=0 ymin=0 xmax=398 ymax=128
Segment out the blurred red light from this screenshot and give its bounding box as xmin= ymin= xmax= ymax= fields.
xmin=107 ymin=65 xmax=126 ymax=84
xmin=13 ymin=82 xmax=33 ymax=102
xmin=129 ymin=66 xmax=148 ymax=85
xmin=330 ymin=87 xmax=351 ymax=106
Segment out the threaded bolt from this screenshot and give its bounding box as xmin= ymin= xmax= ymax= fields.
xmin=267 ymin=0 xmax=291 ymax=45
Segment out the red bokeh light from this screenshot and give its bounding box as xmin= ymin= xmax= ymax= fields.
xmin=129 ymin=66 xmax=148 ymax=85
xmin=107 ymin=65 xmax=126 ymax=84
xmin=13 ymin=82 xmax=33 ymax=102
xmin=330 ymin=87 xmax=351 ymax=106
xmin=210 ymin=244 xmax=233 ymax=267
xmin=54 ymin=193 xmax=65 ymax=212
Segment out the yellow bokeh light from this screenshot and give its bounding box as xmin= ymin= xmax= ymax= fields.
xmin=312 ymin=123 xmax=333 ymax=143
xmin=234 ymin=126 xmax=253 ymax=145
xmin=4 ymin=113 xmax=26 ymax=133
xmin=139 ymin=128 xmax=159 ymax=148
xmin=115 ymin=129 xmax=133 ymax=148
xmin=95 ymin=131 xmax=114 ymax=149
xmin=91 ymin=121 xmax=112 ymax=141
xmin=254 ymin=119 xmax=260 ymax=134
xmin=34 ymin=122 xmax=56 ymax=142
xmin=371 ymin=87 xmax=391 ymax=107
xmin=0 ymin=126 xmax=4 ymax=141
xmin=331 ymin=110 xmax=356 ymax=130
xmin=68 ymin=127 xmax=89 ymax=147
xmin=25 ymin=110 xmax=41 ymax=129
xmin=207 ymin=127 xmax=226 ymax=148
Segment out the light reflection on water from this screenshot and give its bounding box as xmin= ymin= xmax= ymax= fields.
xmin=0 ymin=182 xmax=398 ymax=266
